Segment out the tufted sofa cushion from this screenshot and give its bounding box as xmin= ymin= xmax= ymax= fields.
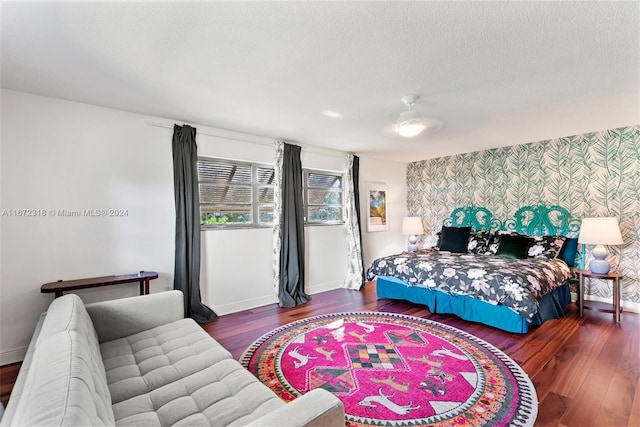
xmin=102 ymin=318 xmax=285 ymax=426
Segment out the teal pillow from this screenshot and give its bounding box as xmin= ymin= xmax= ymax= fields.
xmin=557 ymin=237 xmax=579 ymax=267
xmin=496 ymin=234 xmax=534 ymax=259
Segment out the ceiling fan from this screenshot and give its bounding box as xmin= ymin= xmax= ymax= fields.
xmin=396 ymin=95 xmax=443 ymax=138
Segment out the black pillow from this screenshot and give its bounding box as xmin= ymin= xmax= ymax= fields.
xmin=557 ymin=237 xmax=579 ymax=267
xmin=439 ymin=226 xmax=472 ymax=253
xmin=496 ymin=234 xmax=534 ymax=259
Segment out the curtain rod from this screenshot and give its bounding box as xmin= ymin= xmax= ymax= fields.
xmin=148 ymin=121 xmax=273 ymax=146
xmin=147 ymin=121 xmax=349 ymax=159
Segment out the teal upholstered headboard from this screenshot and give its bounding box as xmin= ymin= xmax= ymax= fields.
xmin=443 ymin=206 xmax=502 ymax=231
xmin=444 ymin=204 xmax=580 ymax=237
xmin=442 ymin=204 xmax=582 ymax=268
xmin=502 ymin=205 xmax=580 ymax=236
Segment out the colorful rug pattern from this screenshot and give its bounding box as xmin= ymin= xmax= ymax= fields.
xmin=241 ymin=312 xmax=537 ymax=427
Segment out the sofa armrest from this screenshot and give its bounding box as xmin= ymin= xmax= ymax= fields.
xmin=0 ymin=312 xmax=46 ymax=427
xmin=245 ymin=389 xmax=345 ymax=427
xmin=85 ymin=290 xmax=185 ymax=343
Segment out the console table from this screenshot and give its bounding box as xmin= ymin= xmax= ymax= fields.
xmin=577 ymin=269 xmax=623 ymax=323
xmin=41 ymin=271 xmax=159 ymax=298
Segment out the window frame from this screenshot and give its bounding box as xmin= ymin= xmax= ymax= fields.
xmin=303 ymin=168 xmax=345 ymax=226
xmin=198 ymin=156 xmax=275 ymax=229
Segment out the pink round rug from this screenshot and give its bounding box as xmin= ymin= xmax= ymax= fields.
xmin=241 ymin=312 xmax=537 ymax=427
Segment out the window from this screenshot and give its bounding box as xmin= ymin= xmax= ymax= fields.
xmin=198 ymin=157 xmax=274 ymax=228
xmin=304 ymin=170 xmax=344 ymax=224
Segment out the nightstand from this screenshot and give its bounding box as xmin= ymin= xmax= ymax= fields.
xmin=577 ymin=269 xmax=623 ymax=323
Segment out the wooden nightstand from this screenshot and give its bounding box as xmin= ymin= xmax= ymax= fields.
xmin=577 ymin=269 xmax=623 ymax=323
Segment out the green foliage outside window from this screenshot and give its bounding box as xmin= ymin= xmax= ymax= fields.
xmin=201 ymin=213 xmax=229 ymax=225
xmin=308 ymin=207 xmax=342 ymax=222
xmin=201 ymin=212 xmax=253 ymax=225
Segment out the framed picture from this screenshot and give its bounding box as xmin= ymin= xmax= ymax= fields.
xmin=367 ymin=182 xmax=388 ymax=232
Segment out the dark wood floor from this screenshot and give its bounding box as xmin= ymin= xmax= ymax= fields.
xmin=2 ymin=282 xmax=638 ymax=426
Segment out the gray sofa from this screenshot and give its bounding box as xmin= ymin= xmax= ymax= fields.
xmin=2 ymin=290 xmax=344 ymax=426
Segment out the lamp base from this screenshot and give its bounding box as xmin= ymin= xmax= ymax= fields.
xmin=589 ymin=244 xmax=611 ymax=274
xmin=407 ymin=235 xmax=418 ymax=253
xmin=589 ymin=259 xmax=611 ymax=274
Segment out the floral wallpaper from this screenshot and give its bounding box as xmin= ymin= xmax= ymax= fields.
xmin=407 ymin=125 xmax=640 ymax=304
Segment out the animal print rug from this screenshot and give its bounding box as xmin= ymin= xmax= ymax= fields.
xmin=241 ymin=312 xmax=537 ymax=427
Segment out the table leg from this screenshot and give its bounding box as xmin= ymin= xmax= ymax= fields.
xmin=614 ymin=277 xmax=620 ymax=323
xmin=578 ymin=273 xmax=584 ymax=317
xmin=139 ymin=280 xmax=144 ymax=295
xmin=144 ymin=278 xmax=150 ymax=294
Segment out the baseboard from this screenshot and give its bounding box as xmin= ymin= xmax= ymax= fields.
xmin=212 ymin=294 xmax=278 ymax=316
xmin=307 ymin=280 xmax=342 ymax=295
xmin=0 ymin=347 xmax=27 ymax=366
xmin=211 ymin=281 xmax=343 ymax=316
xmin=622 ymin=300 xmax=640 ymax=313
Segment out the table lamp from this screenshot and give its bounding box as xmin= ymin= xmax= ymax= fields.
xmin=578 ymin=217 xmax=623 ymax=274
xmin=402 ymin=217 xmax=425 ymax=252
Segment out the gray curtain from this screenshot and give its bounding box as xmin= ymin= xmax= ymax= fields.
xmin=172 ymin=124 xmax=218 ymax=322
xmin=278 ymin=143 xmax=310 ymax=307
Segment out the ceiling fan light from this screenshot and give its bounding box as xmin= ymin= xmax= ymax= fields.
xmin=394 ymin=94 xmax=441 ymax=138
xmin=398 ymin=122 xmax=426 ymax=137
xmin=397 ymin=109 xmax=425 ymax=137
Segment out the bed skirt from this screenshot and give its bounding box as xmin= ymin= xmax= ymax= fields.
xmin=375 ymin=276 xmax=571 ymax=333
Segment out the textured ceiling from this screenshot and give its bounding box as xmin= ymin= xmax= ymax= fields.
xmin=1 ymin=1 xmax=638 ymax=162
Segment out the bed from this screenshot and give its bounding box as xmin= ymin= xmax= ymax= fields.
xmin=366 ymin=205 xmax=581 ymax=333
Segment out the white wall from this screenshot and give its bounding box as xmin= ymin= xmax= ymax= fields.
xmin=0 ymin=90 xmax=350 ymax=364
xmin=358 ymin=156 xmax=407 ymax=268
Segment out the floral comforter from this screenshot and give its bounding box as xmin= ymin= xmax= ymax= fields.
xmin=366 ymin=250 xmax=572 ymax=320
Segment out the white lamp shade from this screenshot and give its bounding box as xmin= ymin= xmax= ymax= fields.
xmin=578 ymin=217 xmax=623 ymax=245
xmin=402 ymin=217 xmax=424 ymax=235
